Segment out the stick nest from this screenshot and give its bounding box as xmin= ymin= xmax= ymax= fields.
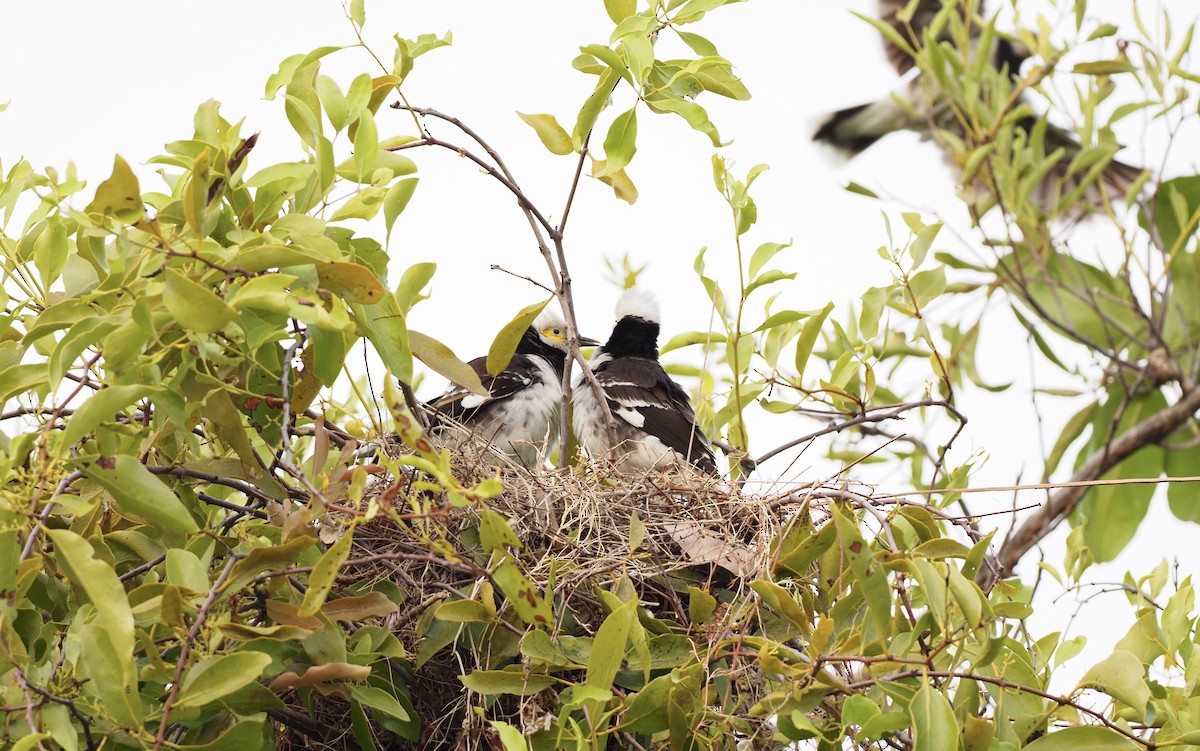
xmin=277 ymin=437 xmax=818 ymax=750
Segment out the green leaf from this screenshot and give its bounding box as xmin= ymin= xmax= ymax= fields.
xmin=832 ymin=505 xmax=891 ymax=631
xmin=316 ymin=75 xmax=349 ymax=131
xmin=597 ymin=107 xmax=638 ymax=177
xmin=352 ymin=293 xmax=412 ymax=383
xmin=300 ymin=525 xmax=355 ymax=616
xmin=487 ymin=298 xmax=554 ymax=377
xmin=84 ymin=155 xmax=143 ymax=223
xmin=11 ymin=735 xmax=52 ymax=751
xmin=748 ymin=241 xmax=790 ymax=279
xmin=164 ymin=268 xmax=238 ymax=334
xmin=1088 ymin=22 xmax=1119 ymax=40
xmin=166 ymin=548 xmax=209 ymax=591
xmin=175 ymin=652 xmax=274 ymax=709
xmin=604 ymin=0 xmax=636 ymax=23
xmin=330 ymin=186 xmax=388 ymax=221
xmin=687 ymin=586 xmax=717 ymax=624
xmin=1078 ymin=391 xmax=1167 ymax=561
xmin=592 ymin=160 xmax=639 ymax=204
xmin=588 ymin=600 xmax=636 ymax=695
xmin=79 ymin=623 xmax=142 ymax=725
xmin=61 ymin=385 xmax=148 ymax=446
xmin=33 ymin=216 xmax=69 ymax=288
xmin=744 ymin=269 xmax=796 ymax=297
xmin=517 ymin=112 xmax=574 ymax=155
xmin=579 ymin=44 xmax=634 ymax=87
xmin=844 ymin=181 xmax=880 ymax=199
xmin=677 ymin=30 xmax=718 ymax=56
xmin=908 ymin=682 xmax=958 ymax=751
xmin=1045 ymin=401 xmax=1099 ymax=479
xmin=410 ymin=330 xmax=487 ymax=396
xmin=1073 ymin=59 xmax=1136 ymax=75
xmin=842 ymin=694 xmax=880 ymax=727
xmin=353 ymin=109 xmax=379 ymax=181
xmin=750 ymin=579 xmax=810 ymax=633
xmin=317 ymin=261 xmax=386 ymax=304
xmin=384 ymin=178 xmax=420 ymax=245
xmin=349 ymin=0 xmax=365 ymax=27
xmin=908 ymin=267 xmax=946 ymax=309
xmin=434 ymin=599 xmax=493 ymax=623
xmin=76 ymin=455 xmax=199 ymax=534
xmin=348 ymin=684 xmax=411 ymax=721
xmin=1022 ymin=726 xmax=1137 ymax=750
xmin=460 ymin=669 xmax=557 ymax=696
xmin=395 ymin=261 xmax=436 ymax=314
xmin=645 ymin=96 xmax=721 ymax=146
xmin=488 ymin=721 xmax=529 ymax=751
xmin=47 ymin=529 xmax=135 ymax=660
xmin=492 ymin=555 xmax=552 ymax=626
xmin=1077 ymin=650 xmax=1150 ymax=710
xmin=794 ymin=302 xmax=833 ymax=379
xmin=573 ymin=68 xmax=620 ymax=149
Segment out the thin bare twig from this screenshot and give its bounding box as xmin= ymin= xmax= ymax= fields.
xmin=754 ymin=399 xmax=955 ymax=467
xmin=154 ymin=555 xmax=240 ymax=750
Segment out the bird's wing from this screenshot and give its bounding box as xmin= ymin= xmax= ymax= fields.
xmin=877 ymin=0 xmax=969 ymax=76
xmin=427 ymin=356 xmax=539 ymax=422
xmin=596 ymin=359 xmax=717 ymax=474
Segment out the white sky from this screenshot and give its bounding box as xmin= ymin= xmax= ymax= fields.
xmin=3 ymin=0 xmax=1198 ymax=688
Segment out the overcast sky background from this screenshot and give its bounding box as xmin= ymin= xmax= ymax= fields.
xmin=3 ymin=0 xmax=1198 ymax=688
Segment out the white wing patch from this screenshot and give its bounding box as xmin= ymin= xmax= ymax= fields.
xmin=459 ymin=394 xmax=488 ymax=410
xmin=615 ymin=407 xmax=645 ymax=427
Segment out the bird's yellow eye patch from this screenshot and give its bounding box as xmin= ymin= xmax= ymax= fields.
xmin=541 ymin=326 xmax=565 ymax=342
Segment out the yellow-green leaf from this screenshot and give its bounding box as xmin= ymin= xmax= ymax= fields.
xmin=1077 ymin=650 xmax=1150 ymax=710
xmin=486 ymin=298 xmax=553 ymax=377
xmin=909 ymin=682 xmax=958 ymax=751
xmin=317 ymin=261 xmax=386 ymax=304
xmin=517 ymin=112 xmax=573 ymax=155
xmin=175 ymin=652 xmax=274 ymax=709
xmin=47 ymin=529 xmax=136 ymax=660
xmin=76 ymin=455 xmax=199 ymax=534
xmin=410 ymin=330 xmax=487 ymax=396
xmin=85 ymin=155 xmax=143 ymax=223
xmin=592 ymin=160 xmax=639 ymax=204
xmin=300 ymin=525 xmax=356 ymax=616
xmin=597 ymin=107 xmax=638 ymax=177
xmin=164 ymin=268 xmax=237 ymax=334
xmin=604 ymin=0 xmax=636 ymax=23
xmin=460 ymin=669 xmax=557 ymax=696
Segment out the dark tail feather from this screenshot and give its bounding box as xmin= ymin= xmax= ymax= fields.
xmin=1101 ymin=157 xmax=1148 ymax=198
xmin=812 ymin=103 xmax=885 ymax=157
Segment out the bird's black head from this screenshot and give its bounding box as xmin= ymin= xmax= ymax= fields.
xmin=601 ymin=289 xmax=661 ymax=360
xmin=994 ymin=38 xmax=1031 ymax=82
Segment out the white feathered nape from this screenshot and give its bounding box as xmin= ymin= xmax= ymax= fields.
xmin=614 ymin=288 xmax=660 ymax=323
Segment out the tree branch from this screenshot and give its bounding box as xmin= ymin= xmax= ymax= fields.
xmin=981 ymin=384 xmax=1200 ymax=590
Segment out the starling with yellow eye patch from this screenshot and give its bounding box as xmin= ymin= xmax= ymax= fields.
xmin=428 ymin=313 xmax=599 ymax=467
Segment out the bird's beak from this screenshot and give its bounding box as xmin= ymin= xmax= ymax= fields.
xmin=577 ymin=335 xmax=601 ymax=348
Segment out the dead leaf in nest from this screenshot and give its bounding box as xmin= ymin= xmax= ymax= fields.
xmin=322 ymin=592 xmax=398 ymax=620
xmin=663 ymin=521 xmax=764 ymax=578
xmin=265 ymin=599 xmax=323 ymax=629
xmin=269 ymin=662 xmax=372 ymax=691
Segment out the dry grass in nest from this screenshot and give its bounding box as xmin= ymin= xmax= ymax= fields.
xmin=279 ymin=436 xmax=824 ymax=749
